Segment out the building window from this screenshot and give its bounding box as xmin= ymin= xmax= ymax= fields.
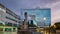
xmin=0 ymin=23 xmax=3 ymax=26
xmin=8 ymin=22 xmax=12 ymax=26
xmin=13 ymin=28 xmax=16 ymax=32
xmin=6 ymin=16 xmax=17 ymax=22
xmin=5 ymin=28 xmax=12 ymax=32
xmin=6 ymin=10 xmax=14 ymax=17
xmin=5 ymin=22 xmax=12 ymax=26
xmin=13 ymin=24 xmax=17 ymax=27
xmin=6 ymin=10 xmax=20 ymax=20
xmin=5 ymin=22 xmax=8 ymax=26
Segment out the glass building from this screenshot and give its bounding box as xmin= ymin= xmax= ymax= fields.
xmin=21 ymin=8 xmax=51 ymax=28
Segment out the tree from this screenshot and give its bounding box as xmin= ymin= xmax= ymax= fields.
xmin=54 ymin=22 xmax=60 ymax=30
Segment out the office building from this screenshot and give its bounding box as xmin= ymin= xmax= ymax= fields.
xmin=0 ymin=4 xmax=20 ymax=34
xmin=21 ymin=8 xmax=51 ymax=27
xmin=21 ymin=8 xmax=51 ymax=33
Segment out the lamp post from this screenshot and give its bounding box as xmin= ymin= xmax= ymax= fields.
xmin=43 ymin=17 xmax=46 ymax=34
xmin=49 ymin=23 xmax=51 ymax=34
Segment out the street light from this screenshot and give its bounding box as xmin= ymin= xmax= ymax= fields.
xmin=43 ymin=17 xmax=46 ymax=34
xmin=43 ymin=17 xmax=46 ymax=20
xmin=43 ymin=17 xmax=46 ymax=27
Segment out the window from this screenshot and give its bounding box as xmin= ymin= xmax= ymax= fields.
xmin=0 ymin=23 xmax=3 ymax=26
xmin=13 ymin=24 xmax=17 ymax=27
xmin=6 ymin=10 xmax=14 ymax=17
xmin=13 ymin=28 xmax=16 ymax=32
xmin=5 ymin=22 xmax=12 ymax=26
xmin=6 ymin=10 xmax=19 ymax=19
xmin=8 ymin=23 xmax=12 ymax=26
xmin=6 ymin=17 xmax=17 ymax=22
xmin=5 ymin=28 xmax=12 ymax=32
xmin=5 ymin=22 xmax=8 ymax=26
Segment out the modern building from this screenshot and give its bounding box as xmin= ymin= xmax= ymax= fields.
xmin=0 ymin=4 xmax=20 ymax=34
xmin=21 ymin=8 xmax=51 ymax=33
xmin=21 ymin=8 xmax=51 ymax=27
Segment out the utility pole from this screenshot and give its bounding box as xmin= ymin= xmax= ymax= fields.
xmin=43 ymin=17 xmax=46 ymax=34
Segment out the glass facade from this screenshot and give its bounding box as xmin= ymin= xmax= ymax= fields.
xmin=21 ymin=9 xmax=51 ymax=27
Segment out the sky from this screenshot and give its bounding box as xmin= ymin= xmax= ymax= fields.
xmin=0 ymin=0 xmax=60 ymax=25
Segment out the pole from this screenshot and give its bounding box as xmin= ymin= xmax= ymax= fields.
xmin=43 ymin=17 xmax=46 ymax=34
xmin=49 ymin=24 xmax=50 ymax=34
xmin=44 ymin=20 xmax=45 ymax=34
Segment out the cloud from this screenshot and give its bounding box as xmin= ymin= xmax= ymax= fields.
xmin=50 ymin=1 xmax=60 ymax=25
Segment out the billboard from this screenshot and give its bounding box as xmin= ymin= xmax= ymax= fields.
xmin=21 ymin=8 xmax=51 ymax=27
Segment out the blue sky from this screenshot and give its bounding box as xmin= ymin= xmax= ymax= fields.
xmin=0 ymin=0 xmax=60 ymax=25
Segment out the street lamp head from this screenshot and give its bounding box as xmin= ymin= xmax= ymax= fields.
xmin=43 ymin=17 xmax=46 ymax=20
